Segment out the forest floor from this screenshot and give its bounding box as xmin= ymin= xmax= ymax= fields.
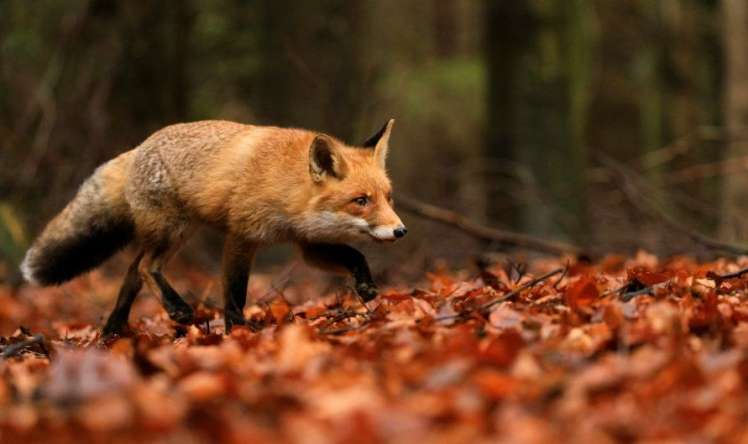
xmin=2 ymin=252 xmax=748 ymax=443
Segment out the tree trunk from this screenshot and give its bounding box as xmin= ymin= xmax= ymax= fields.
xmin=255 ymin=0 xmax=369 ymax=141
xmin=484 ymin=0 xmax=533 ymax=229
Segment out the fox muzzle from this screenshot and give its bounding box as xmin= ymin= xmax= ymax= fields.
xmin=370 ymin=224 xmax=408 ymax=241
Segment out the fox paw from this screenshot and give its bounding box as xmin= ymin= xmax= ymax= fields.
xmin=355 ymin=282 xmax=379 ymax=302
xmin=100 ymin=323 xmax=132 ymax=343
xmin=168 ymin=305 xmax=195 ymax=325
xmin=225 ymin=312 xmax=262 ymax=334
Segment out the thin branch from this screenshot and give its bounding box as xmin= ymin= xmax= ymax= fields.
xmin=664 ymin=154 xmax=748 ymax=185
xmin=638 ymin=126 xmax=745 ymax=171
xmin=480 ymin=268 xmax=565 ymax=311
xmin=620 ymin=286 xmax=654 ymax=302
xmin=1 ymin=334 xmax=46 ymax=359
xmin=434 ymin=268 xmax=564 ymax=322
xmin=396 ymin=195 xmax=580 ymax=257
xmin=551 ymin=262 xmax=570 ymax=290
xmin=707 ymin=267 xmax=748 ymax=285
xmin=318 ymin=312 xmax=371 ymax=335
xmin=599 ymin=154 xmax=748 ymax=257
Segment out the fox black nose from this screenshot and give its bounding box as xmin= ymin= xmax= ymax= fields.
xmin=394 ymin=226 xmax=408 ymax=238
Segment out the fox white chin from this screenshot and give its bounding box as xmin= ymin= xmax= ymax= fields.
xmin=294 ymin=212 xmax=405 ymax=244
xmin=367 ymin=226 xmax=399 ymax=242
xmin=346 ymin=217 xmax=405 ymax=243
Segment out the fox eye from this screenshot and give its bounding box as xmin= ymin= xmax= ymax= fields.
xmin=353 ymin=196 xmax=369 ymax=206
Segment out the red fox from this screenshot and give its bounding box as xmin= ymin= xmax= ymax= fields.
xmin=21 ymin=120 xmax=406 ymax=336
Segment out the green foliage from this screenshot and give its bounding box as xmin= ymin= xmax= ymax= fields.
xmin=0 ymin=202 xmax=27 ymax=266
xmin=393 ymin=57 xmax=485 ymax=139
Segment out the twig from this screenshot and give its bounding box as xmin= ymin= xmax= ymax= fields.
xmin=396 ymin=194 xmax=580 ymax=257
xmin=318 ymin=313 xmax=371 ymax=335
xmin=599 ymin=154 xmax=748 ymax=257
xmin=619 ymin=280 xmax=672 ymax=302
xmin=1 ymin=334 xmax=46 ymax=359
xmin=638 ymin=126 xmax=739 ymax=171
xmin=619 ymin=286 xmax=654 ymax=302
xmin=349 ymin=286 xmax=374 ymax=315
xmin=435 ymin=268 xmax=564 ymax=322
xmin=665 ymin=154 xmax=748 ymax=185
xmin=480 ymin=268 xmax=565 ymax=311
xmin=552 ymin=263 xmax=570 ymax=290
xmin=707 ymin=267 xmax=748 ymax=285
xmin=316 ymin=306 xmax=371 ymax=335
xmin=257 ymin=262 xmax=297 ymax=303
xmin=318 ymin=321 xmax=370 ymax=336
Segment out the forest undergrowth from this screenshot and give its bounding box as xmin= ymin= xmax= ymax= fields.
xmin=2 ymin=252 xmax=748 ymax=443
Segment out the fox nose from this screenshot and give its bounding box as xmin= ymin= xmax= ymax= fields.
xmin=393 ymin=226 xmax=408 ymax=238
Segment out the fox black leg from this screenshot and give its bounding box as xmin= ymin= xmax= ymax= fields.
xmin=102 ymin=252 xmax=145 ymax=338
xmin=140 ymin=245 xmax=194 ymax=325
xmin=222 ymin=236 xmax=258 ymax=334
xmin=301 ymin=243 xmax=379 ymax=302
xmin=150 ymin=271 xmax=194 ymax=324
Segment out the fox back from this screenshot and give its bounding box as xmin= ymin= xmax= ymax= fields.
xmin=127 ymin=120 xmax=403 ymax=244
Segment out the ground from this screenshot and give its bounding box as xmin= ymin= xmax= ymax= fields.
xmin=2 ymin=252 xmax=748 ymax=443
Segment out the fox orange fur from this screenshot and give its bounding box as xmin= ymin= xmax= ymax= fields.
xmin=21 ymin=120 xmax=406 ymax=336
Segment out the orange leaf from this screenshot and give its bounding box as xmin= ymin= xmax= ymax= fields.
xmin=627 ymin=267 xmax=672 ymax=286
xmin=478 ymin=330 xmax=524 ymax=367
xmin=269 ymin=297 xmax=291 ymax=324
xmin=565 ymin=275 xmax=599 ymax=310
xmin=472 ymin=370 xmax=519 ymax=400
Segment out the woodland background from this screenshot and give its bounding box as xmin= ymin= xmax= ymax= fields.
xmin=5 ymin=3 xmax=748 ymax=442
xmin=1 ymin=0 xmax=748 ymax=277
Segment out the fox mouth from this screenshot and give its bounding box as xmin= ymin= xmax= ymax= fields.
xmin=369 ymin=233 xmax=396 ymax=243
xmin=359 ymin=229 xmax=390 ymax=243
xmin=365 ymin=226 xmax=398 ymax=243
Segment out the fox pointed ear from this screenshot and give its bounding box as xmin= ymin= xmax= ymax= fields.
xmin=309 ymin=135 xmax=347 ymax=182
xmin=362 ymin=119 xmax=395 ymax=168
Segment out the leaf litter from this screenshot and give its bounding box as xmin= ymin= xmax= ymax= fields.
xmin=1 ymin=253 xmax=748 ymax=442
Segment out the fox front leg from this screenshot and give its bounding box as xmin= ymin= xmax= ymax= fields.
xmin=300 ymin=243 xmax=379 ymax=302
xmin=222 ymin=235 xmax=259 ymax=333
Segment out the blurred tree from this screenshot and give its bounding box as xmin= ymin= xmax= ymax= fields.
xmin=484 ymin=0 xmax=532 ymax=229
xmin=720 ymin=0 xmax=748 ymax=241
xmin=255 ymin=0 xmax=371 ymax=141
xmin=0 ymin=0 xmax=737 ymax=263
xmin=486 ymin=0 xmax=594 ymax=242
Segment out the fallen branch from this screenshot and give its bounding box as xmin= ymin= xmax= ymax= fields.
xmin=396 ymin=195 xmax=580 ymax=257
xmin=599 ymin=154 xmax=748 ymax=257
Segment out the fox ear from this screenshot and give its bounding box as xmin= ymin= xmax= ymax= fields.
xmin=363 ymin=119 xmax=394 ymax=168
xmin=309 ymin=135 xmax=347 ymax=182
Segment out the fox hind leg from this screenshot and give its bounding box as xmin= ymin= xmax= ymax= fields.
xmin=139 ymin=240 xmax=194 ymax=325
xmin=101 ymin=251 xmax=145 ymax=338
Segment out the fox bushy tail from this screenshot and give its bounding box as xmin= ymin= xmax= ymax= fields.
xmin=21 ymin=158 xmax=135 ymax=286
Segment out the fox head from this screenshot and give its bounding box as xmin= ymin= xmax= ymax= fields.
xmin=300 ymin=119 xmax=407 ymax=243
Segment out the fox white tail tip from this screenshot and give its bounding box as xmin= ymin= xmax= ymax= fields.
xmin=20 ymin=253 xmax=39 ymax=285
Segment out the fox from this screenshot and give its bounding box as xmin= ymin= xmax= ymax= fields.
xmin=21 ymin=119 xmax=407 ymax=337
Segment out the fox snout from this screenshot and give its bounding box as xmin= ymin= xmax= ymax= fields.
xmin=367 ymin=201 xmax=406 ymax=242
xmin=370 ymin=223 xmax=408 ymax=242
